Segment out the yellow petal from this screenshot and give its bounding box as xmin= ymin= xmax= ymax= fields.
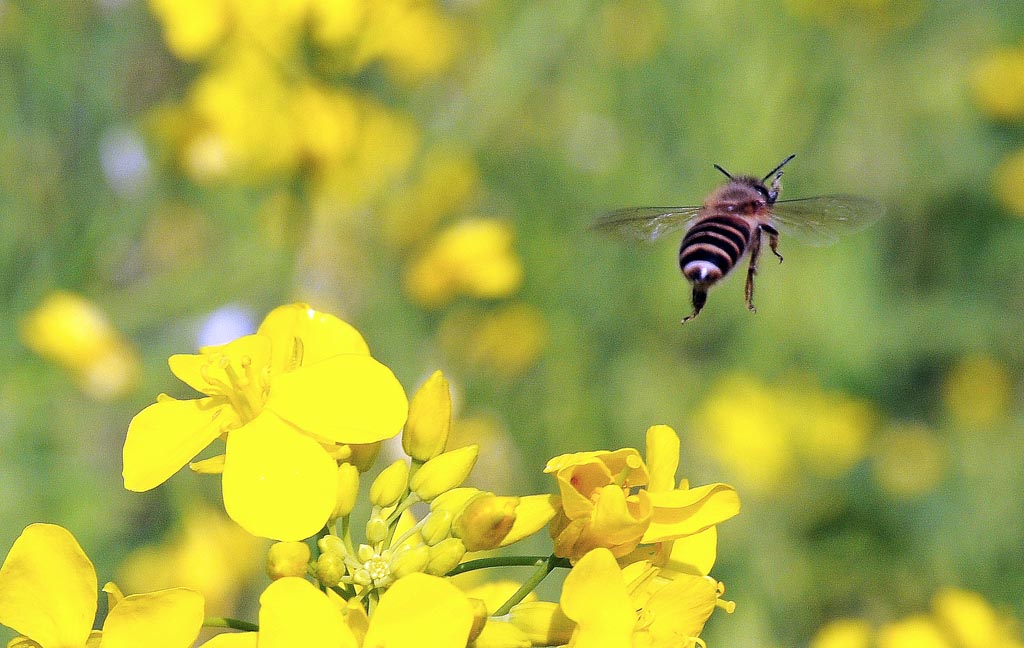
xmin=257 ymin=303 xmax=369 ymax=374
xmin=123 ymin=396 xmax=232 ymax=491
xmin=362 ymin=573 xmax=474 ymax=648
xmin=266 ymin=355 xmax=408 ymax=444
xmin=643 ymin=574 xmax=718 ymax=644
xmin=643 ymin=483 xmax=740 ymax=543
xmin=500 ymin=494 xmax=560 ymax=547
xmin=258 ymin=577 xmax=357 ymax=648
xmin=222 ymin=413 xmax=338 ymax=540
xmin=100 ymin=588 xmax=205 ymax=648
xmin=0 ymin=524 xmax=97 ymax=647
xmin=645 ymin=425 xmax=680 ymax=493
xmin=588 ymin=486 xmax=651 ymax=546
xmin=665 ymin=527 xmax=719 ymax=576
xmin=560 ymin=549 xmax=634 ymax=647
xmin=168 ymin=334 xmax=272 ymax=395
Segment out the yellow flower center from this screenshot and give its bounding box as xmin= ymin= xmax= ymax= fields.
xmin=200 ymin=353 xmax=270 ymax=423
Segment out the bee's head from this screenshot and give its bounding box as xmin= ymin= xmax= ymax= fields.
xmin=713 ymin=154 xmax=795 ymax=205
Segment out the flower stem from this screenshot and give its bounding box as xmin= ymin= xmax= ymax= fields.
xmin=204 ymin=617 xmax=259 ymax=632
xmin=446 ymin=554 xmax=569 ymax=577
xmin=492 ymin=554 xmax=565 ymax=616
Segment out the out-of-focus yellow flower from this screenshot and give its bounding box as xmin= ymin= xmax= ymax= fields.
xmin=545 ymin=425 xmax=739 ymax=563
xmin=811 ymin=618 xmax=873 ymax=648
xmin=871 ymin=422 xmax=947 ymax=499
xmin=123 ymin=303 xmax=408 ymax=540
xmin=878 ymin=615 xmax=952 ymax=648
xmin=351 ymin=2 xmax=461 ymax=82
xmin=439 ymin=304 xmax=548 ymax=380
xmin=941 ymin=354 xmax=1012 ymax=427
xmin=20 ymin=291 xmax=141 ymax=400
xmin=932 ymin=588 xmax=1024 ymax=648
xmin=117 ymin=505 xmax=265 ymax=615
xmin=0 ymin=524 xmax=204 ymax=648
xmin=559 ymin=548 xmax=723 ymax=648
xmin=149 ymin=0 xmax=228 ymax=61
xmin=992 ymin=148 xmax=1024 ymax=217
xmin=971 ymin=47 xmax=1024 ymax=122
xmin=384 ymin=149 xmax=480 ymax=249
xmin=694 ymin=373 xmax=875 ymax=495
xmin=405 ymin=220 xmax=523 ymax=308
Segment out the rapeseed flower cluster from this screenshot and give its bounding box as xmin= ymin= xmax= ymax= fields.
xmin=2 ymin=303 xmax=739 ymax=647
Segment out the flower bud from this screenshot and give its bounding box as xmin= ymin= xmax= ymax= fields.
xmin=348 ymin=442 xmax=382 ymax=472
xmin=426 ymin=537 xmax=466 ymax=576
xmin=410 ymin=445 xmax=479 ymax=501
xmin=267 ymin=541 xmax=311 ymax=580
xmin=472 ymin=620 xmax=532 ymax=648
xmin=403 ymin=370 xmax=452 ymax=462
xmin=453 ymin=494 xmax=519 ymax=552
xmin=370 ymin=459 xmax=409 ymax=508
xmin=365 ymin=515 xmax=389 ymax=545
xmin=391 ymin=545 xmax=431 ymax=579
xmin=431 ymin=487 xmax=483 ymax=516
xmin=421 ymin=509 xmax=453 ymax=546
xmin=314 ymin=551 xmax=346 ymax=587
xmin=317 ymin=534 xmax=345 ymax=557
xmin=467 ymin=597 xmax=490 ymax=644
xmin=332 ymin=463 xmax=360 ymax=520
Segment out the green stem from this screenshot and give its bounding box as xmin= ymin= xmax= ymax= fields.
xmin=446 ymin=554 xmax=569 ymax=577
xmin=204 ymin=617 xmax=259 ymax=632
xmin=493 ymin=555 xmax=565 ymax=617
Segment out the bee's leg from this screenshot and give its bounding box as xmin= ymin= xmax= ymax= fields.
xmin=682 ymin=285 xmax=707 ymax=324
xmin=762 ymin=223 xmax=783 ymax=263
xmin=745 ymin=229 xmax=763 ymax=313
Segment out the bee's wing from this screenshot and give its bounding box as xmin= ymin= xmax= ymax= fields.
xmin=770 ymin=194 xmax=885 ymax=246
xmin=591 ymin=206 xmax=703 ymax=242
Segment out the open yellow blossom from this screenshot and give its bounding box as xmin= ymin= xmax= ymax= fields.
xmin=559 ymin=548 xmax=721 ymax=648
xmin=546 ymin=425 xmax=739 ymax=562
xmin=0 ymin=524 xmax=204 ymax=648
xmin=200 ymin=574 xmax=474 ymax=648
xmin=123 ymin=303 xmax=408 ymax=540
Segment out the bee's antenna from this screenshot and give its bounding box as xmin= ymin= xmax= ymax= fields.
xmin=762 ymin=154 xmax=796 ymax=182
xmin=713 ymin=163 xmax=733 ymax=179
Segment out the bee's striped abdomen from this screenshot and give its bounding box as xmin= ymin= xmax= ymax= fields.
xmin=678 ymin=215 xmax=753 ymax=284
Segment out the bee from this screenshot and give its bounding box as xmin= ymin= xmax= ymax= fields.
xmin=593 ymin=154 xmax=883 ymax=323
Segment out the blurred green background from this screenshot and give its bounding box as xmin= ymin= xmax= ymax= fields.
xmin=2 ymin=0 xmax=1024 ymax=646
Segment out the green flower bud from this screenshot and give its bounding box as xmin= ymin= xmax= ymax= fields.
xmin=425 ymin=537 xmax=466 ymax=576
xmin=314 ymin=551 xmax=346 ymax=588
xmin=370 ymin=459 xmax=409 ymax=508
xmin=332 ymin=462 xmax=360 ymax=520
xmin=453 ymin=494 xmax=519 ymax=552
xmin=365 ymin=515 xmax=389 ymax=545
xmin=421 ymin=509 xmax=453 ymax=546
xmin=410 ymin=445 xmax=479 ymax=501
xmin=403 ymin=370 xmax=451 ymax=462
xmin=391 ymin=544 xmax=431 ymax=579
xmin=266 ymin=541 xmax=311 ymax=580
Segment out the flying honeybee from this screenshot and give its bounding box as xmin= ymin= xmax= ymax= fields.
xmin=593 ymin=154 xmax=883 ymax=323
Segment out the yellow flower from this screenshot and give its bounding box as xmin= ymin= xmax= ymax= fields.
xmin=199 ymin=574 xmax=474 ymax=648
xmin=942 ymin=354 xmax=1013 ymax=426
xmin=0 ymin=524 xmax=204 ymax=648
xmin=810 ymin=618 xmax=873 ymax=648
xmin=877 ymin=615 xmax=952 ymax=648
xmin=116 ymin=504 xmax=265 ymax=615
xmin=559 ymin=548 xmax=721 ymax=648
xmin=546 ymin=426 xmax=739 ymax=563
xmin=123 ymin=303 xmax=408 ymax=540
xmin=19 ymin=291 xmax=140 ymax=400
xmin=404 ymin=219 xmax=523 ymax=308
xmin=972 ymin=47 xmax=1024 ymax=121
